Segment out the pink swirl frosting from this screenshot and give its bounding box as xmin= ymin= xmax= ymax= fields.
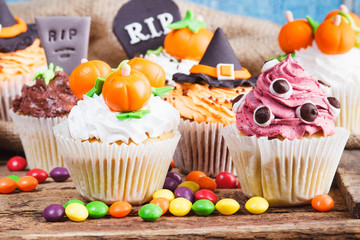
xmin=235 ymin=55 xmax=337 ymax=140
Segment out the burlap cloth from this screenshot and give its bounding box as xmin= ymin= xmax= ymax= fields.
xmin=1 ymin=0 xmax=282 ymax=152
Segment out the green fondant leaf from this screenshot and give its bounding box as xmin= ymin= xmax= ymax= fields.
xmin=113 ymin=59 xmax=129 ymax=72
xmin=167 ymin=10 xmax=206 ymax=33
xmin=86 ymin=77 xmax=106 ymax=97
xmin=151 ymin=86 xmax=174 ymax=97
xmin=306 ymin=15 xmax=319 ymax=35
xmin=116 ymin=109 xmax=151 ymax=120
xmin=146 ymin=46 xmax=164 ymax=56
xmin=33 ymin=63 xmax=61 ymax=85
xmin=274 ymin=52 xmax=295 ymax=62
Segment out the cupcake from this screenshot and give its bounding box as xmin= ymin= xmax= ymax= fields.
xmin=222 ymin=55 xmax=349 ymax=206
xmin=10 ymin=64 xmax=79 ymax=171
xmin=54 ymin=61 xmax=180 ymax=204
xmin=166 ymin=28 xmax=255 ymax=177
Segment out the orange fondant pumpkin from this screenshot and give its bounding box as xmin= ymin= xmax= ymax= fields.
xmin=127 ymin=58 xmax=165 ymax=88
xmin=278 ymin=11 xmax=313 ymax=53
xmin=164 ymin=28 xmax=213 ymax=61
xmin=325 ymin=5 xmax=360 ymax=27
xmin=315 ymin=16 xmax=356 ymax=54
xmin=102 ymin=65 xmax=151 ymax=112
xmin=69 ymin=60 xmax=112 ymax=99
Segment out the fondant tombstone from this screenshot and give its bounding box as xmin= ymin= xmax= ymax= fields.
xmin=35 ymin=16 xmax=91 ymax=75
xmin=113 ymin=0 xmax=181 ymax=58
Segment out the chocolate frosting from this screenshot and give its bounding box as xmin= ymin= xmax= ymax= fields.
xmin=12 ymin=71 xmax=79 ymax=118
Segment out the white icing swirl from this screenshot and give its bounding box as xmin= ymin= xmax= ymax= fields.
xmin=295 ymin=42 xmax=360 ymax=88
xmin=68 ymin=94 xmax=180 ymax=144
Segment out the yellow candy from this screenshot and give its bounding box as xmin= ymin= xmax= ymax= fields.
xmin=245 ymin=197 xmax=269 ymax=214
xmin=215 ymin=198 xmax=240 ymax=215
xmin=178 ymin=181 xmax=200 ymax=193
xmin=153 ymin=189 xmax=175 ymax=202
xmin=169 ymin=197 xmax=192 ymax=216
xmin=65 ymin=203 xmax=89 ymax=222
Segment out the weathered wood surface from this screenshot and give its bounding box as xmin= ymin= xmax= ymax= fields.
xmin=0 ymin=149 xmax=359 ymax=239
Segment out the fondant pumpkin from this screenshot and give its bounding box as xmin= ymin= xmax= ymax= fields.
xmin=315 ymin=15 xmax=356 ymax=54
xmin=128 ymin=57 xmax=165 ymax=88
xmin=102 ymin=64 xmax=151 ymax=112
xmin=69 ymin=60 xmax=112 ymax=99
xmin=278 ymin=11 xmax=314 ymax=53
xmin=325 ymin=4 xmax=360 ymax=27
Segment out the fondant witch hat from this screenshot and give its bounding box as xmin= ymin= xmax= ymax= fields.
xmin=0 ymin=0 xmax=38 ymax=52
xmin=173 ymin=28 xmax=256 ymax=88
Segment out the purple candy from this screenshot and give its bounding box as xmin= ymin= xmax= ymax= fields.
xmin=174 ymin=187 xmax=195 ymax=203
xmin=167 ymin=172 xmax=182 ymax=185
xmin=50 ymin=167 xmax=70 ymax=182
xmin=43 ymin=204 xmax=65 ymax=222
xmin=163 ymin=177 xmax=179 ymax=192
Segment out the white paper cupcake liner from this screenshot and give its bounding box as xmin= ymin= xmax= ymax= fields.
xmin=53 ymin=121 xmax=181 ymax=205
xmin=222 ymin=124 xmax=350 ymax=206
xmin=174 ymin=119 xmax=236 ymax=178
xmin=9 ymin=110 xmax=66 ymax=171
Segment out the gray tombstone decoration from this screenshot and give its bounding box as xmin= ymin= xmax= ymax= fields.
xmin=35 ymin=16 xmax=91 ymax=75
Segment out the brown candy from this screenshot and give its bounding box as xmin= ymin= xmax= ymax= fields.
xmin=254 ymin=106 xmax=271 ymax=125
xmin=272 ymin=78 xmax=290 ymax=94
xmin=299 ymin=102 xmax=318 ymax=122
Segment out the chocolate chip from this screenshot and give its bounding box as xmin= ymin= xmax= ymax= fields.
xmin=272 ymin=79 xmax=290 ymax=94
xmin=299 ymin=103 xmax=318 ymax=122
xmin=327 ymin=97 xmax=340 ymax=109
xmin=254 ymin=106 xmax=271 ymax=125
xmin=232 ymin=94 xmax=244 ymax=107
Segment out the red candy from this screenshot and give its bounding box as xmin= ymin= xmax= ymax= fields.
xmin=17 ymin=176 xmax=38 ymax=192
xmin=7 ymin=156 xmax=27 ymax=171
xmin=311 ymin=194 xmax=334 ymax=212
xmin=215 ymin=172 xmax=237 ymax=189
xmin=195 ymin=189 xmax=217 ymax=204
xmin=26 ymin=169 xmax=48 ymax=183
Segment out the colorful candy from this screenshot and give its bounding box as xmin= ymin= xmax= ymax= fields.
xmin=0 ymin=178 xmax=17 ymax=193
xmin=245 ymin=197 xmax=269 ymax=214
xmin=178 ymin=181 xmax=199 ymax=193
xmin=195 ymin=189 xmax=218 ymax=204
xmin=7 ymin=156 xmax=27 ymax=171
xmin=186 ymin=171 xmax=206 ymax=182
xmin=166 ymin=171 xmax=182 ymax=184
xmin=109 ymin=201 xmax=132 ymax=218
xmin=26 ymin=168 xmax=48 ymax=183
xmin=65 ymin=203 xmax=89 ymax=222
xmin=169 ymin=197 xmax=192 ymax=216
xmin=50 ymin=167 xmax=70 ymax=182
xmin=43 ymin=204 xmax=65 ymax=222
xmin=163 ymin=177 xmax=179 ymax=192
xmin=311 ymin=194 xmax=334 ymax=212
xmin=64 ymin=199 xmax=85 ymax=209
xmin=152 ymin=189 xmax=175 ymax=202
xmin=150 ymin=198 xmax=170 ymax=215
xmin=196 ymin=176 xmax=217 ymax=191
xmin=6 ymin=175 xmax=20 ymax=182
xmin=174 ymin=187 xmax=195 ymax=203
xmin=138 ymin=204 xmax=163 ymax=222
xmin=86 ymin=201 xmax=109 ymax=218
xmin=215 ymin=172 xmax=237 ymax=189
xmin=192 ymin=199 xmax=215 ymax=216
xmin=17 ymin=176 xmax=38 ymax=192
xmin=215 ymin=198 xmax=240 ymax=215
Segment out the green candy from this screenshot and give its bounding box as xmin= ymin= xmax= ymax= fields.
xmin=192 ymin=199 xmax=215 ymax=216
xmin=64 ymin=199 xmax=85 ymax=209
xmin=6 ymin=175 xmax=20 ymax=182
xmin=138 ymin=204 xmax=163 ymax=222
xmin=86 ymin=201 xmax=109 ymax=219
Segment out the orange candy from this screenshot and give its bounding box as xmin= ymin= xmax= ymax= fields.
xmin=311 ymin=194 xmax=334 ymax=212
xmin=186 ymin=171 xmax=207 ymax=182
xmin=170 ymin=160 xmax=176 ymax=168
xmin=195 ymin=176 xmax=217 ymax=191
xmin=128 ymin=58 xmax=165 ymax=88
xmin=150 ymin=198 xmax=170 ymax=215
xmin=108 ymin=201 xmax=132 ymax=217
xmin=0 ymin=178 xmax=17 ymax=194
xmin=17 ymin=176 xmax=38 ymax=192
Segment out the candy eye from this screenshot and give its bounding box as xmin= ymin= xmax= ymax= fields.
xmin=232 ymin=94 xmax=244 ymax=113
xmin=253 ymin=105 xmax=274 ymax=127
xmin=269 ymin=78 xmax=292 ymax=99
xmin=326 ymin=97 xmax=340 ymax=116
xmin=296 ymin=102 xmax=318 ymax=123
xmin=261 ymin=59 xmax=280 ymax=73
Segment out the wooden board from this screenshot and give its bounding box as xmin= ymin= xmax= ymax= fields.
xmin=0 ymin=150 xmax=360 ymax=239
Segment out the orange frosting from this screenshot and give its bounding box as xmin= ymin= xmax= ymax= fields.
xmin=164 ymin=83 xmax=252 ymax=125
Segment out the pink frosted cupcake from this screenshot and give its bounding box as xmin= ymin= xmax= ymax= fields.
xmin=222 ymin=55 xmax=349 ymax=206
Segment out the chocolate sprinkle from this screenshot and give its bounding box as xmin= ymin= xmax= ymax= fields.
xmin=182 ymin=89 xmax=188 ymax=96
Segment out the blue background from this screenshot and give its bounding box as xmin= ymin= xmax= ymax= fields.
xmin=5 ymin=0 xmax=360 ymax=24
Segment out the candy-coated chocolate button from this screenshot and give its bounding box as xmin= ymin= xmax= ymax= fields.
xmin=195 ymin=189 xmax=217 ymax=204
xmin=6 ymin=175 xmax=20 ymax=182
xmin=152 ymin=189 xmax=175 ymax=202
xmin=65 ymin=203 xmax=89 ymax=222
xmin=215 ymin=172 xmax=237 ymax=189
xmin=192 ymin=199 xmax=215 ymax=216
xmin=186 ymin=171 xmax=206 ymax=182
xmin=138 ymin=204 xmax=163 ymax=222
xmin=215 ymin=198 xmax=240 ymax=215
xmin=50 ymin=167 xmax=70 ymax=182
xmin=167 ymin=171 xmax=182 ymax=184
xmin=7 ymin=156 xmax=27 ymax=171
xmin=174 ymin=187 xmax=195 ymax=203
xmin=245 ymin=197 xmax=269 ymax=214
xmin=17 ymin=176 xmax=38 ymax=192
xmin=26 ymin=168 xmax=48 ymax=183
xmin=43 ymin=204 xmax=65 ymax=222
xmin=163 ymin=177 xmax=179 ymax=192
xmin=109 ymin=201 xmax=132 ymax=218
xmin=0 ymin=178 xmax=17 ymax=193
xmin=86 ymin=201 xmax=109 ymax=218
xmin=150 ymin=198 xmax=169 ymax=215
xmin=311 ymin=194 xmax=334 ymax=212
xmin=169 ymin=197 xmax=192 ymax=216
xmin=64 ymin=199 xmax=85 ymax=209
xmin=178 ymin=181 xmax=200 ymax=193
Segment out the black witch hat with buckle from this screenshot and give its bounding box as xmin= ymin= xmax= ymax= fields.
xmin=173 ymin=28 xmax=256 ymax=88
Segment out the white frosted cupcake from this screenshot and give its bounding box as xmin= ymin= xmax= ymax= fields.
xmin=222 ymin=56 xmax=349 ymax=206
xmin=54 ymin=63 xmax=180 ymax=205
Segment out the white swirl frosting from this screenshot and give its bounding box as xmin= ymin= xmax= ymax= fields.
xmin=295 ymin=42 xmax=360 ymax=87
xmin=68 ymin=94 xmax=180 ymax=144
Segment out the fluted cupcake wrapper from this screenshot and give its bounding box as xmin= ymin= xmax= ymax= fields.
xmin=9 ymin=110 xmax=65 ymax=172
xmin=174 ymin=119 xmax=236 ymax=178
xmin=53 ymin=121 xmax=181 ymax=205
xmin=222 ymin=124 xmax=350 ymax=207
